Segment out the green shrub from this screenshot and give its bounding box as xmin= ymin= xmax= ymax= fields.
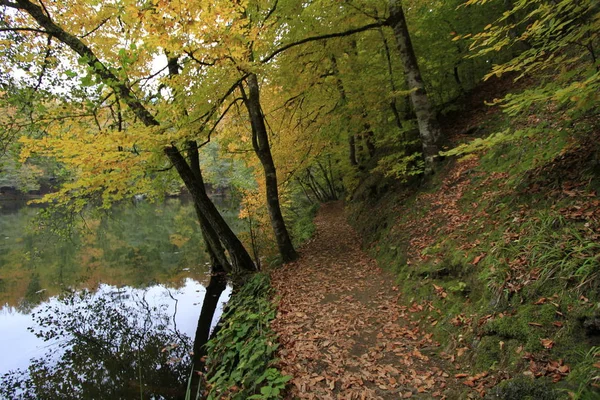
xmin=204 ymin=274 xmax=290 ymax=399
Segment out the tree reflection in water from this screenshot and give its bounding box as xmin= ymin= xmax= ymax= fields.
xmin=1 ymin=288 xmax=193 ymax=399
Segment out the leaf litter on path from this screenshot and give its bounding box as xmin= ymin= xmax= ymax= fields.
xmin=271 ymin=202 xmax=454 ymax=399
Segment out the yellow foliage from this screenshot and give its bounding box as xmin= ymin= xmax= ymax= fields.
xmin=169 ymin=233 xmax=190 ymax=248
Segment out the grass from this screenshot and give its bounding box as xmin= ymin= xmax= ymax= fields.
xmin=349 ymin=81 xmax=600 ymax=397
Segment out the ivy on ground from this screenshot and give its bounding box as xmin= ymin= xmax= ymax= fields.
xmin=204 ymin=273 xmax=290 ymax=400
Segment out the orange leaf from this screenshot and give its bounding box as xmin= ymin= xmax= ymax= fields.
xmin=472 ymin=253 xmax=486 ymax=265
xmin=462 ymin=379 xmax=476 ymax=387
xmin=541 ymin=339 xmax=555 ymax=349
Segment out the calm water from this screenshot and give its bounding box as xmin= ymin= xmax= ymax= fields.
xmin=0 ymin=197 xmax=239 ymax=397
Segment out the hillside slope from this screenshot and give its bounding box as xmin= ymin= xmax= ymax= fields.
xmin=349 ymin=77 xmax=600 ymax=399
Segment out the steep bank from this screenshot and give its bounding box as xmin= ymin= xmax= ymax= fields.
xmin=348 ymin=79 xmax=600 ymax=399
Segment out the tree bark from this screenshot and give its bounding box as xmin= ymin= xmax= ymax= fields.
xmin=387 ymin=0 xmax=443 ymax=169
xmin=241 ymin=73 xmax=298 ymax=263
xmin=187 ymin=141 xmax=234 ymax=274
xmin=165 ymin=145 xmax=256 ymax=273
xmin=330 ymin=56 xmax=358 ymax=167
xmin=349 ymin=134 xmax=358 ymax=166
xmin=378 ymin=28 xmax=406 ymax=133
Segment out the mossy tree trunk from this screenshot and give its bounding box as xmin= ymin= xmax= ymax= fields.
xmin=387 ymin=0 xmax=443 ymax=170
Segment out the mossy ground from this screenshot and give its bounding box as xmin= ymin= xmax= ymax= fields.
xmin=348 ymin=77 xmax=600 ymax=399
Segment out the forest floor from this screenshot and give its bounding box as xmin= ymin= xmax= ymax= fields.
xmin=271 ymin=201 xmax=457 ymax=399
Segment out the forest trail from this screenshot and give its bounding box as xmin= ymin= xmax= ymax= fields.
xmin=271 ymin=202 xmax=453 ymax=399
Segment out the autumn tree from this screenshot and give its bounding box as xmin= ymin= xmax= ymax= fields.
xmin=0 ymin=0 xmax=257 ymax=274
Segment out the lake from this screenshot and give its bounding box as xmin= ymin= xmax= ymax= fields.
xmin=0 ymin=197 xmax=239 ymax=398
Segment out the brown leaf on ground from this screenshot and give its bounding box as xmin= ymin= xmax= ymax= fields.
xmin=472 ymin=253 xmax=486 ymax=265
xmin=271 ymin=202 xmax=455 ymax=399
xmin=541 ymin=339 xmax=555 ymax=349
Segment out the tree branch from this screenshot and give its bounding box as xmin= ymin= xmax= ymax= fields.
xmin=0 ymin=0 xmax=21 ymax=9
xmin=198 ymin=97 xmax=244 ymax=148
xmin=261 ymin=20 xmax=387 ymax=63
xmin=261 ymin=0 xmax=279 ymax=27
xmin=81 ymin=17 xmax=111 ymax=39
xmin=14 ymin=0 xmax=160 ymax=127
xmin=0 ymin=27 xmax=50 ymax=34
xmin=184 ymin=49 xmax=216 ymax=67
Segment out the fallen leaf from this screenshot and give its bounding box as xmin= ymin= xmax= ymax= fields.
xmin=541 ymin=338 xmax=555 ymax=349
xmin=472 ymin=253 xmax=486 ymax=265
xmin=462 ymin=379 xmax=475 ymax=387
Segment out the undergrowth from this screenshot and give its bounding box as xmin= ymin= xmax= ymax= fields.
xmin=203 ymin=273 xmax=290 ymax=399
xmin=350 ymin=81 xmax=600 ymax=398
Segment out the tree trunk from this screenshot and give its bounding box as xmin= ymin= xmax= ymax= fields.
xmin=316 ymin=160 xmax=337 ymax=201
xmin=186 ymin=141 xmax=234 ymax=274
xmin=387 ymin=0 xmax=443 ymax=169
xmin=329 ymin=55 xmax=359 ymax=167
xmin=241 ymin=73 xmax=298 ymax=263
xmin=164 ymin=145 xmax=256 ymax=274
xmin=362 ymin=121 xmax=376 ymax=158
xmin=378 ymin=28 xmax=406 ymax=133
xmin=349 ymin=134 xmax=358 ymax=166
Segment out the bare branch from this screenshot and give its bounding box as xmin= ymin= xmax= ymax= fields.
xmin=34 ymin=34 xmax=52 ymax=90
xmin=262 ymin=0 xmax=279 ymax=27
xmin=184 ymin=50 xmax=216 ymax=67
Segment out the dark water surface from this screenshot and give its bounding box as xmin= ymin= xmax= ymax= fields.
xmin=0 ymin=198 xmax=237 ymax=397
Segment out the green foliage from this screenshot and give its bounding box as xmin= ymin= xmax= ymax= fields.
xmin=204 ymin=274 xmax=290 ymax=399
xmin=441 ymin=128 xmax=513 ymax=158
xmin=287 ymin=200 xmax=318 ymax=248
xmin=374 ymin=151 xmax=424 ymax=180
xmin=442 ymin=0 xmax=599 ymax=159
xmin=488 ymin=376 xmax=563 ymax=400
xmin=568 ymin=346 xmax=600 ymax=399
xmin=467 ymin=0 xmax=599 ymax=116
xmin=483 ymin=212 xmax=600 ymax=296
xmin=406 ymin=0 xmax=504 ymax=103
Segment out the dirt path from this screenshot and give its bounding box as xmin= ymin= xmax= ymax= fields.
xmin=271 ymin=202 xmax=452 ymax=400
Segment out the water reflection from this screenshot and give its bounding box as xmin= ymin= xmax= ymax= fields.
xmin=0 ymin=197 xmax=242 ymax=309
xmin=0 ymin=197 xmax=240 ymax=397
xmin=0 ymin=280 xmax=231 ymax=399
